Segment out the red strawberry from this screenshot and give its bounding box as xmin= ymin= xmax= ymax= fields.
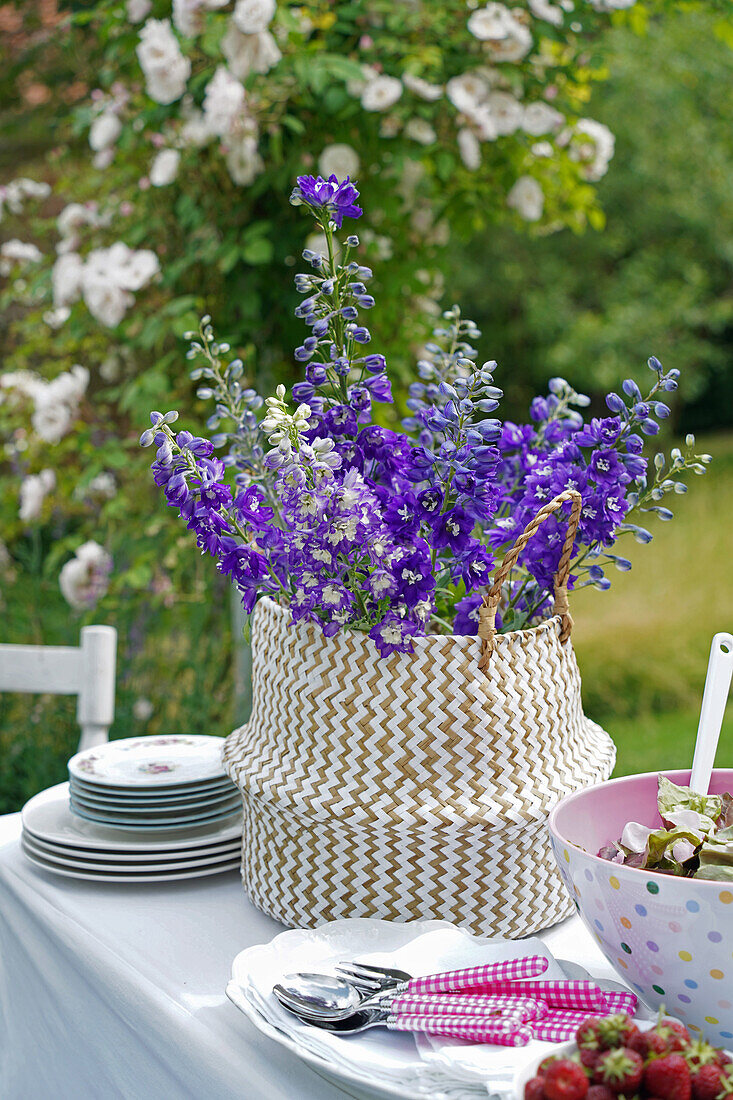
xmin=661 ymin=1019 xmax=691 ymax=1051
xmin=586 ymin=1088 xmax=615 ymax=1100
xmin=685 ymin=1040 xmax=719 ymax=1072
xmin=642 ymin=1030 xmax=679 ymax=1061
xmin=539 ymin=1055 xmax=561 ymax=1076
xmin=644 ymin=1053 xmax=692 ymax=1100
xmin=544 ymin=1058 xmax=590 ymax=1100
xmin=690 ymin=1063 xmax=724 ymax=1100
xmin=578 ymin=1018 xmax=611 ymax=1052
xmin=577 ymin=1014 xmax=638 ymax=1053
xmin=716 ymin=1069 xmax=733 ymax=1096
xmin=524 ymin=1077 xmax=546 ymax=1100
xmin=580 ymin=1048 xmax=601 ymax=1072
xmin=594 ymin=1047 xmax=644 ymax=1094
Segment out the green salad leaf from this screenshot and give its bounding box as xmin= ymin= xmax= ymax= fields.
xmin=657 ymin=775 xmax=723 ymax=827
xmin=698 ymin=824 xmax=733 ymax=881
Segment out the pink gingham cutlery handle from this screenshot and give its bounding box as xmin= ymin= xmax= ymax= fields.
xmin=604 ymin=991 xmax=638 ymax=1014
xmin=406 ymin=955 xmax=549 ymax=994
xmin=390 ymin=993 xmax=546 ymax=1022
xmin=473 ymin=979 xmax=606 ymax=1011
xmin=389 ymin=1015 xmax=533 ymax=1046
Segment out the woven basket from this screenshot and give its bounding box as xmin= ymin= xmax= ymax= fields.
xmin=224 ymin=490 xmax=615 ymax=938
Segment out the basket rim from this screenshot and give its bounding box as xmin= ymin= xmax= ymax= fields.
xmin=255 ymin=593 xmax=565 ymax=654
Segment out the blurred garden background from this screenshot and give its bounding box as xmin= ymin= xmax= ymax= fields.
xmin=1 ymin=0 xmax=732 ymax=813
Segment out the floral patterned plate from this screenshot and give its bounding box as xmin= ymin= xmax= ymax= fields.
xmin=68 ymin=734 xmax=227 ymax=787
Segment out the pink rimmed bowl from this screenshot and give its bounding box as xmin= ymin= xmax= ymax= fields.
xmin=549 ymin=769 xmax=733 ymax=1047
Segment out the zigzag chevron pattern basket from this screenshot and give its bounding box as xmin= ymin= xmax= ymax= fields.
xmin=224 ymin=491 xmax=616 ymax=939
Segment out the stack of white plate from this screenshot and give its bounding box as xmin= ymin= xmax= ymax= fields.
xmin=67 ymin=735 xmax=239 ymax=829
xmin=21 ymin=782 xmax=242 ymax=882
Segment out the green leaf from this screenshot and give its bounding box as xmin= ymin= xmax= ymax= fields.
xmin=657 ymin=774 xmax=722 ymax=826
xmin=241 ymin=237 xmax=274 ymax=265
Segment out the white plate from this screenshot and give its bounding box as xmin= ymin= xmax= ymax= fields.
xmin=68 ymin=735 xmax=227 ymax=787
xmin=69 ymin=774 xmax=236 ymax=799
xmin=69 ymin=800 xmax=240 ymax=830
xmin=23 ymin=783 xmax=243 ymax=852
xmin=21 ymin=840 xmax=241 ymax=883
xmin=24 ymin=830 xmax=240 ymax=864
xmin=69 ymin=789 xmax=240 ymax=817
xmin=227 ymin=917 xmax=576 ymax=1100
xmin=22 ymin=833 xmax=240 ymax=873
xmin=67 ymin=787 xmax=235 ymax=814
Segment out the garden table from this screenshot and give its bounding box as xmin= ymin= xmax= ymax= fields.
xmin=0 ymin=810 xmax=618 ymax=1100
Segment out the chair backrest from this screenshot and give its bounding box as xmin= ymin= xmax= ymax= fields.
xmin=0 ymin=625 xmax=117 ymax=751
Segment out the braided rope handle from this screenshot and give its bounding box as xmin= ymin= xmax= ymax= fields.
xmin=477 ymin=489 xmax=582 ymax=671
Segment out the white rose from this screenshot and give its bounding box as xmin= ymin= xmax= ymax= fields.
xmin=487 ymin=22 xmax=532 ymax=62
xmin=19 ymin=470 xmax=56 ymax=523
xmin=467 ymin=3 xmax=514 ymax=40
xmin=221 ymin=24 xmax=281 ymax=79
xmin=361 ymin=75 xmax=403 ymax=112
xmin=318 ymin=144 xmax=360 ymax=181
xmin=82 ymin=282 xmax=133 ymax=327
xmin=173 ymin=0 xmax=203 ymax=36
xmin=59 ymin=541 xmax=113 ymax=611
xmin=31 ymin=402 xmax=74 ymax=444
xmin=485 ymin=91 xmax=523 ymax=135
xmin=507 ymin=175 xmax=544 ymax=221
xmin=126 ymin=0 xmax=151 ymax=21
xmin=225 ymin=135 xmax=264 ymax=186
xmin=87 ymin=472 xmax=117 ymax=500
xmin=180 ymin=105 xmax=212 ymax=147
xmin=89 ymin=112 xmax=122 ymax=152
xmin=588 ymin=0 xmax=635 ymax=8
xmin=404 ymin=118 xmax=437 ymax=145
xmin=136 ymin=19 xmax=191 ymax=105
xmin=232 ymin=0 xmax=275 ymax=34
xmin=528 ymin=0 xmax=563 ymax=25
xmin=522 ymin=101 xmax=564 ymax=135
xmin=457 ymin=128 xmax=481 ymax=170
xmin=569 ymin=118 xmax=615 ymax=180
xmin=446 ymin=72 xmax=489 ymax=114
xmin=52 ymin=252 xmax=84 ymax=308
xmin=402 ymin=73 xmax=443 ymax=102
xmin=150 ymin=148 xmax=181 ymax=186
xmin=202 ymin=65 xmax=246 ymax=137
xmin=0 ymin=239 xmax=43 ymax=264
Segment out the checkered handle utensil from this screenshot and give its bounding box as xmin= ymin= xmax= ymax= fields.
xmin=475 ymin=980 xmax=607 ymax=1011
xmin=405 ymin=955 xmax=549 ymax=994
xmin=533 ymin=1019 xmax=584 ymax=1043
xmin=389 ymin=993 xmax=547 ymax=1022
xmin=388 ymin=1015 xmax=533 ymax=1046
xmin=603 ymin=991 xmax=638 ymax=1015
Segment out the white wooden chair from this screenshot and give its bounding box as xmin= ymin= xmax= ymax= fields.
xmin=0 ymin=625 xmax=117 ymax=751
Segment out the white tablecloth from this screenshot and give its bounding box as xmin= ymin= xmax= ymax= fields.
xmin=0 ymin=811 xmax=615 ymax=1100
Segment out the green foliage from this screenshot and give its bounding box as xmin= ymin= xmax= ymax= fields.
xmin=453 ymin=8 xmax=733 ymax=426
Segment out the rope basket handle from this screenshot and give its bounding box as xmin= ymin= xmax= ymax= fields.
xmin=477 ymin=489 xmax=582 ymax=671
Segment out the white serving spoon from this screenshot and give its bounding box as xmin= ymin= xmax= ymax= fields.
xmin=689 ymin=632 xmax=733 ymax=796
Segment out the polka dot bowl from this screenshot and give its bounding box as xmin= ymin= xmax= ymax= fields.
xmin=549 ymin=768 xmax=733 ymax=1047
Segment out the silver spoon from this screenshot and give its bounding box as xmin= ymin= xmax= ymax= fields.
xmin=274 ymin=973 xmax=387 ymax=1020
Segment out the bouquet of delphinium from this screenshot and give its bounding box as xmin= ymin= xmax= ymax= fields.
xmin=142 ymin=175 xmax=710 ymax=656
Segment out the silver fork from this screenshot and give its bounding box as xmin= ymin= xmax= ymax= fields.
xmin=336 ymin=961 xmax=411 ymax=991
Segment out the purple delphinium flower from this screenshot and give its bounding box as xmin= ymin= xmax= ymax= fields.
xmin=292 ymin=175 xmax=363 ymax=228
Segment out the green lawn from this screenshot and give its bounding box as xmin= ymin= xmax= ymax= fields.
xmin=572 ymin=432 xmax=733 ymax=776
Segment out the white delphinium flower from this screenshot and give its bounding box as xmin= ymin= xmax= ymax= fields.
xmin=89 ymin=111 xmax=122 ymax=152
xmin=136 ymin=19 xmax=191 ymax=105
xmin=19 ymin=470 xmax=56 ymax=523
xmin=468 ymin=3 xmax=532 ymax=62
xmin=457 ymin=128 xmax=482 ymax=170
xmin=150 ymin=149 xmax=181 ymax=186
xmin=221 ymin=23 xmax=281 ymax=80
xmin=224 ymin=134 xmax=264 ymax=185
xmin=232 ymin=0 xmax=275 ymax=34
xmin=59 ymin=541 xmax=113 ymax=611
xmin=404 ymin=118 xmax=437 ymax=145
xmin=567 ymin=118 xmax=615 ymax=180
xmin=485 ymin=91 xmax=523 ymax=135
xmin=318 ymin=143 xmax=360 ymax=181
xmin=522 ymin=101 xmax=564 ymax=135
xmin=528 ymin=0 xmax=564 ymax=25
xmin=361 ymin=73 xmax=403 ymax=112
xmin=126 ymin=0 xmax=151 ymax=21
xmin=202 ymin=66 xmax=246 ymax=137
xmin=402 ymin=73 xmax=443 ymax=102
xmin=507 ymin=175 xmax=544 ymax=221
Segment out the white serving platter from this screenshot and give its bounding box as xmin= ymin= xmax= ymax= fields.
xmin=21 ymin=832 xmax=240 ymax=874
xmin=21 ymin=838 xmax=240 ymax=883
